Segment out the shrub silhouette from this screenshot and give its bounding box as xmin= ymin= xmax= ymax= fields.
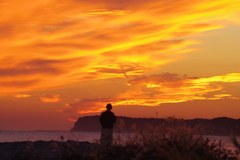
xmin=94 ymin=117 xmax=237 ymax=160
xmin=11 ymin=117 xmax=239 ymax=160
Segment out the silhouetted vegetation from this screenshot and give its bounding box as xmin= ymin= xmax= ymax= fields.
xmin=93 ymin=117 xmax=238 ymax=160
xmin=11 ymin=117 xmax=240 ymax=160
xmin=71 ymin=116 xmax=240 ymax=136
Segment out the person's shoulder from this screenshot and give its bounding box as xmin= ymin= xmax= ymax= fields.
xmin=110 ymin=111 xmax=115 ymax=115
xmin=101 ymin=110 xmax=110 ymax=115
xmin=100 ymin=111 xmax=106 ymax=115
xmin=105 ymin=110 xmax=114 ymax=114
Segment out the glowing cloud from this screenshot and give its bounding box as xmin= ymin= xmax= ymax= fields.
xmin=0 ymin=0 xmax=240 ymax=95
xmin=112 ymin=72 xmax=240 ymax=106
xmin=67 ymin=118 xmax=77 ymax=122
xmin=58 ymin=72 xmax=240 ymax=115
xmin=61 ymin=99 xmax=107 ymax=115
xmin=13 ymin=94 xmax=32 ymax=98
xmin=87 ymin=9 xmax=129 ymax=16
xmin=39 ymin=94 xmax=61 ymax=102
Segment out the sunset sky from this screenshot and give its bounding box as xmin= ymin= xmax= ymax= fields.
xmin=0 ymin=0 xmax=240 ymax=131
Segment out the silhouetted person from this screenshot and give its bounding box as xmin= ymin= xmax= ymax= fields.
xmin=99 ymin=103 xmax=116 ymax=146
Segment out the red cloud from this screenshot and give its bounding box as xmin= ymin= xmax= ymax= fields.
xmin=0 ymin=0 xmax=239 ymax=95
xmin=39 ymin=94 xmax=62 ymax=102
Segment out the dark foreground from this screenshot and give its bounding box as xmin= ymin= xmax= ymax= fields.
xmin=1 ymin=117 xmax=240 ymax=160
xmin=0 ymin=140 xmax=98 ymax=160
xmin=1 ymin=137 xmax=239 ymax=160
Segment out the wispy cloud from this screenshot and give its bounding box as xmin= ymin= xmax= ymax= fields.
xmin=67 ymin=118 xmax=77 ymax=122
xmin=1 ymin=0 xmax=240 ymax=130
xmin=1 ymin=0 xmax=240 ymax=95
xmin=62 ymin=99 xmax=108 ymax=115
xmin=62 ymin=72 xmax=240 ymax=115
xmin=39 ymin=94 xmax=62 ymax=102
xmin=13 ymin=94 xmax=33 ymax=98
xmin=113 ymin=72 xmax=240 ymax=106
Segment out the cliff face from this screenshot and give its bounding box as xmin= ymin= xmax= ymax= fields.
xmin=70 ymin=116 xmax=240 ymax=136
xmin=70 ymin=116 xmax=101 ymax=132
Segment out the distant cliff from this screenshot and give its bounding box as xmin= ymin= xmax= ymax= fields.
xmin=70 ymin=116 xmax=240 ymax=136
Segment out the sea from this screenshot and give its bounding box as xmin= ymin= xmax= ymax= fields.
xmin=0 ymin=131 xmax=101 ymax=143
xmin=0 ymin=131 xmax=238 ymax=150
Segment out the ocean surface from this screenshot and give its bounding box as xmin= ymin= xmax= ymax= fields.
xmin=0 ymin=131 xmax=238 ymax=150
xmin=0 ymin=131 xmax=101 ymax=143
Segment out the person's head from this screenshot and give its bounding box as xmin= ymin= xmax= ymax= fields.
xmin=106 ymin=103 xmax=112 ymax=110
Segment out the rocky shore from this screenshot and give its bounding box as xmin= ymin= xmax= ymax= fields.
xmin=0 ymin=140 xmax=99 ymax=160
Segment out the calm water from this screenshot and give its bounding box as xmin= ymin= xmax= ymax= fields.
xmin=0 ymin=131 xmax=238 ymax=150
xmin=0 ymin=131 xmax=101 ymax=143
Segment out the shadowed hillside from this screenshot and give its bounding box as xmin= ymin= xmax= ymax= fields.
xmin=70 ymin=116 xmax=240 ymax=136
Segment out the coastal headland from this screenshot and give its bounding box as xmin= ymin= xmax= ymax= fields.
xmin=1 ymin=116 xmax=240 ymax=159
xmin=71 ymin=116 xmax=240 ymax=136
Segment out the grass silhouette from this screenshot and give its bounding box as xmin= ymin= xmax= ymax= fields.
xmin=93 ymin=117 xmax=238 ymax=160
xmin=11 ymin=117 xmax=240 ymax=160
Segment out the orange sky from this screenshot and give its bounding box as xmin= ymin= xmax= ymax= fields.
xmin=0 ymin=0 xmax=240 ymax=131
